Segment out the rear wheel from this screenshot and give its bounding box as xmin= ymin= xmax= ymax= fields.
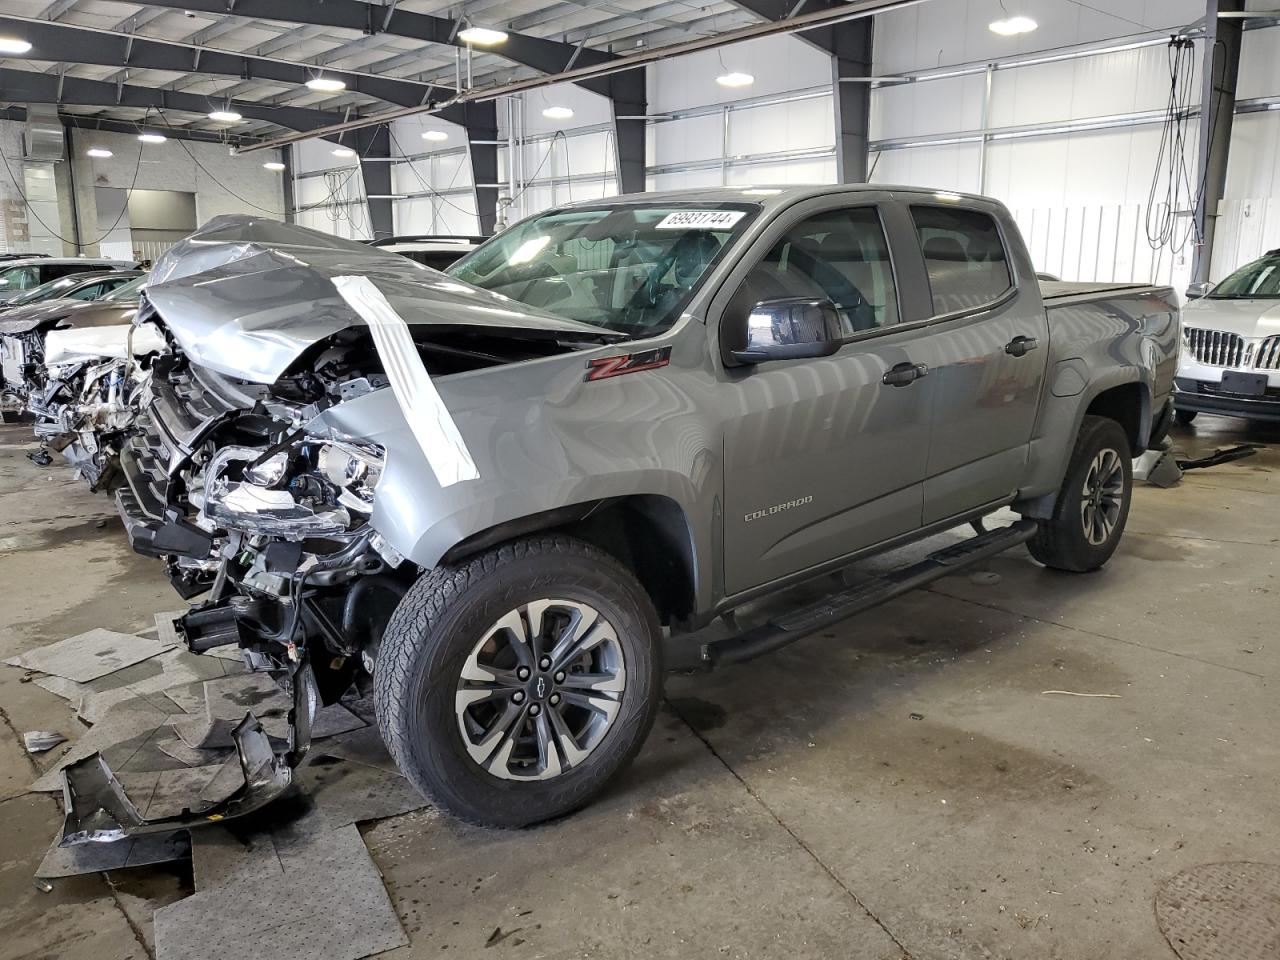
xmin=1174 ymin=409 xmax=1198 ymax=426
xmin=374 ymin=535 xmax=662 ymax=827
xmin=1028 ymin=415 xmax=1133 ymax=572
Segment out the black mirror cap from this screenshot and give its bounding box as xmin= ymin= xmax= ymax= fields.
xmin=728 ymin=297 xmax=844 ymax=366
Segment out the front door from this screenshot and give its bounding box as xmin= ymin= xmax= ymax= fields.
xmin=717 ymin=202 xmax=937 ymax=597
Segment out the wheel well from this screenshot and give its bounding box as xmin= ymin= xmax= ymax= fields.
xmin=1085 ymin=382 xmax=1148 ymax=454
xmin=440 ymin=496 xmax=697 ymax=627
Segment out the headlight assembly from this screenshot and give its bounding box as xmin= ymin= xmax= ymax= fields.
xmin=314 ymin=440 xmax=383 ymax=511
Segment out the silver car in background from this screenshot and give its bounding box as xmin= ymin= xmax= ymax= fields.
xmin=1177 ymin=251 xmax=1280 ymax=424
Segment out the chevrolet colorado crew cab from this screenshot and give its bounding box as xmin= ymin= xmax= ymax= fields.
xmin=85 ymin=186 xmax=1178 ymax=834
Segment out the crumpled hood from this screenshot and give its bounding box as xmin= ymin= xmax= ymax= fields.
xmin=145 ymin=215 xmax=618 ymax=384
xmin=1182 ymin=297 xmax=1280 ymax=339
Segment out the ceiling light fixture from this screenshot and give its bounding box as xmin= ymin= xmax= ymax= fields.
xmin=208 ymin=109 xmax=241 ymax=122
xmin=137 ymin=133 xmax=166 ymax=144
xmin=716 ymin=71 xmax=755 ymax=88
xmin=0 ymin=37 xmax=32 ymax=55
xmin=988 ymin=16 xmax=1037 ymax=35
xmin=86 ymin=147 xmax=113 ymax=158
xmin=332 ymin=147 xmax=356 ymax=158
xmin=422 ymin=130 xmax=449 ymax=142
xmin=263 ymin=161 xmax=286 ymax=171
xmin=306 ymin=76 xmax=346 ymax=92
xmin=458 ymin=26 xmax=508 ymax=45
xmin=542 ymin=106 xmax=574 ymax=120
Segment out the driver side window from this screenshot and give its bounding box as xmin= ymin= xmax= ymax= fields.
xmin=737 ymin=206 xmax=899 ymax=335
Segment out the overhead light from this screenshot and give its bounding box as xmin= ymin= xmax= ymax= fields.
xmin=989 ymin=16 xmax=1037 ymax=36
xmin=542 ymin=106 xmax=574 ymax=120
xmin=716 ymin=72 xmax=755 ymax=88
xmin=422 ymin=130 xmax=449 ymax=142
xmin=137 ymin=133 xmax=166 ymax=144
xmin=458 ymin=26 xmax=508 ymax=45
xmin=508 ymin=235 xmax=550 ymax=265
xmin=263 ymin=161 xmax=286 ymax=171
xmin=306 ymin=76 xmax=346 ymax=92
xmin=86 ymin=148 xmax=112 ymax=158
xmin=0 ymin=37 xmax=32 ymax=55
xmin=332 ymin=147 xmax=356 ymax=158
xmin=208 ymin=109 xmax=241 ymax=122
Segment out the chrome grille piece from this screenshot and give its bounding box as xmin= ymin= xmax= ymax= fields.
xmin=1184 ymin=327 xmax=1246 ymax=367
xmin=1256 ymin=336 xmax=1280 ymax=371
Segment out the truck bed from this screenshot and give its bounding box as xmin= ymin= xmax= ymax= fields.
xmin=1039 ymin=280 xmax=1162 ymax=306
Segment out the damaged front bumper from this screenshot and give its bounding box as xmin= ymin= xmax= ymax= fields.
xmin=59 ymin=663 xmax=315 ymax=846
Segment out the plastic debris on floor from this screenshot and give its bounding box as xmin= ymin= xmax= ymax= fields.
xmin=6 ymin=616 xmax=433 ymax=960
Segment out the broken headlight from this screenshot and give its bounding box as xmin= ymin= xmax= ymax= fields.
xmin=202 ymin=439 xmax=385 ymax=539
xmin=315 ymin=440 xmax=383 ymax=512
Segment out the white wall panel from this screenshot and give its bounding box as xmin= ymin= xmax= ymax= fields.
xmin=869 ymin=142 xmax=982 ymax=193
xmin=654 ymin=114 xmax=725 ymax=167
xmin=649 ymin=33 xmax=829 ymax=113
xmin=871 ymin=75 xmax=986 ymax=141
xmin=875 ymin=0 xmax=1204 ymax=75
xmin=727 ymin=96 xmax=834 ymax=156
xmin=987 ymin=44 xmax=1179 ymax=129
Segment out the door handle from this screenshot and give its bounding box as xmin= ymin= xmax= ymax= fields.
xmin=882 ymin=361 xmax=930 ymax=387
xmin=1005 ymin=335 xmax=1040 ymax=358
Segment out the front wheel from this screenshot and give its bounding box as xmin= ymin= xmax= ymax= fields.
xmin=374 ymin=535 xmax=662 ymax=827
xmin=1028 ymin=415 xmax=1133 ymax=572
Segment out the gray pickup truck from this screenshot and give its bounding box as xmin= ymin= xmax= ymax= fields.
xmin=74 ymin=187 xmax=1178 ymax=837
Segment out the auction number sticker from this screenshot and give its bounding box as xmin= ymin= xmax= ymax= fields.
xmin=655 ymin=210 xmax=746 ymax=231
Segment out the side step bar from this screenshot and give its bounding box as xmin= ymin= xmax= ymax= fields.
xmin=703 ymin=519 xmax=1038 ymax=667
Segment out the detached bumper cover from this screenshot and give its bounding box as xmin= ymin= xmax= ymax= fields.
xmin=60 ymin=663 xmax=316 ymax=846
xmin=60 ymin=714 xmax=290 ymax=845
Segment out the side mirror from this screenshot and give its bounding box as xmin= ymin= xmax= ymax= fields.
xmin=730 ymin=297 xmax=844 ymax=365
xmin=1185 ymin=282 xmax=1210 ymax=300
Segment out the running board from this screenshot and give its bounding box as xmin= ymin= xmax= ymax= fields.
xmin=702 ymin=520 xmax=1037 ymax=668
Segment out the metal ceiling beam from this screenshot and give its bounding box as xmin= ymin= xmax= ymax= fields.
xmin=356 ymin=125 xmax=393 ymax=239
xmin=0 ymin=66 xmax=346 ymax=135
xmin=0 ymin=16 xmax=438 ymax=109
xmin=236 ymin=0 xmax=923 ymax=152
xmin=110 ymin=0 xmax=627 ymax=98
xmin=0 ymin=104 xmax=265 ymax=146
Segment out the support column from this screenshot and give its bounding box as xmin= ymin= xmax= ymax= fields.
xmin=281 ymin=144 xmax=296 ymax=224
xmin=608 ymin=67 xmax=648 ymax=195
xmin=465 ymin=101 xmax=499 ymax=236
xmin=356 ymin=126 xmax=393 ymax=240
xmin=1192 ymin=0 xmax=1244 ymax=284
xmin=830 ymin=17 xmax=874 ymax=184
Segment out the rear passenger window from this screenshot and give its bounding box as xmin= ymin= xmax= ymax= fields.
xmin=911 ymin=206 xmax=1013 ymax=316
xmin=738 ymin=206 xmax=899 ymax=335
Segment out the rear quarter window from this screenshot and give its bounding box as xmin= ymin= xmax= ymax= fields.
xmin=911 ymin=206 xmax=1013 ymax=316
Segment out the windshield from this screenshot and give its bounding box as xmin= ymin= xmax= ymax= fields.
xmin=102 ymin=275 xmax=147 ymax=301
xmin=1210 ymin=256 xmax=1280 ymax=298
xmin=448 ymin=203 xmax=757 ymax=335
xmin=9 ymin=274 xmax=85 ymax=305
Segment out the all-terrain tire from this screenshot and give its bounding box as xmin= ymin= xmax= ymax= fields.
xmin=1027 ymin=415 xmax=1133 ymax=573
xmin=373 ymin=534 xmax=663 ymax=827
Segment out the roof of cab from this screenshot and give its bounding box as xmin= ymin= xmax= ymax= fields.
xmin=543 ymin=184 xmax=997 ymax=214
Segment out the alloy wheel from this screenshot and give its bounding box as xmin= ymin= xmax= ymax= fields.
xmin=454 ymin=599 xmax=627 ymax=781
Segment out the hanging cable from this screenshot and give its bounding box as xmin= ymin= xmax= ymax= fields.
xmin=1145 ymin=36 xmax=1200 ymax=253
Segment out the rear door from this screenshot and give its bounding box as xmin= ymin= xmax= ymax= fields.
xmin=715 ymin=197 xmax=939 ymax=596
xmin=907 ymin=204 xmax=1050 ymax=524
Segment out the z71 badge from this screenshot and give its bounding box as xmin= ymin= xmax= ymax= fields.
xmin=584 ymin=346 xmax=672 ymax=381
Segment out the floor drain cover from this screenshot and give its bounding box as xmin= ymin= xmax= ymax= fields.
xmin=1155 ymin=862 xmax=1280 ymax=960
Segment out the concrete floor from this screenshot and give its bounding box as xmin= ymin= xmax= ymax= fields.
xmin=0 ymin=415 xmax=1276 ymax=960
